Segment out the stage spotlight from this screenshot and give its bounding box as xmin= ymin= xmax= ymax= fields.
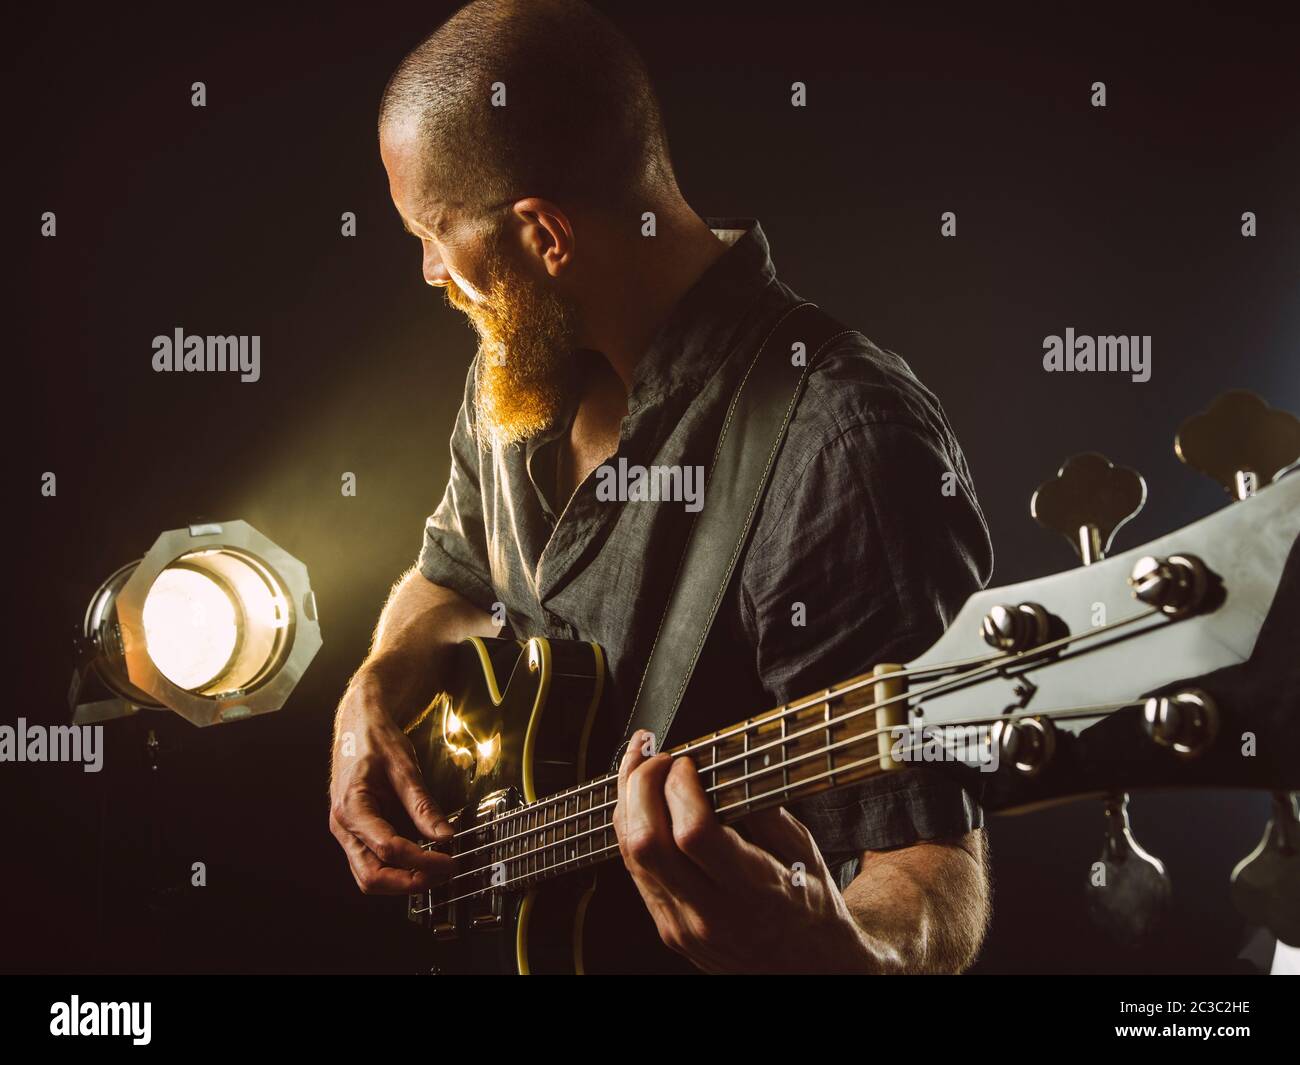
xmin=69 ymin=521 xmax=322 ymax=727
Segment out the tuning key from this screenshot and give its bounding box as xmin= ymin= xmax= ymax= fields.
xmin=1031 ymin=453 xmax=1146 ymax=565
xmin=1128 ymin=553 xmax=1212 ymax=618
xmin=1176 ymin=390 xmax=1300 ymax=499
xmin=990 ymin=715 xmax=1056 ymax=775
xmin=1085 ymin=792 xmax=1172 ymax=942
xmin=1142 ymin=688 xmax=1219 ymax=756
xmin=980 ymin=602 xmax=1051 ymax=652
xmin=1232 ymin=792 xmax=1300 ymax=947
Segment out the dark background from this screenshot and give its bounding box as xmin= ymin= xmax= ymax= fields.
xmin=7 ymin=0 xmax=1298 ymax=973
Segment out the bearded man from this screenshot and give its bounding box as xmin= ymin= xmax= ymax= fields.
xmin=329 ymin=0 xmax=994 ymax=974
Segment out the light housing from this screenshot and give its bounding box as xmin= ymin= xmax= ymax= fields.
xmin=70 ymin=521 xmax=322 ymax=727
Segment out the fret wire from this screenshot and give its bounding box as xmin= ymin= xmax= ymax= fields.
xmin=578 ymin=785 xmax=586 ymax=861
xmin=742 ymin=720 xmax=751 ymax=810
xmin=823 ymin=690 xmax=835 ymax=789
xmin=780 ymin=705 xmax=789 ymax=798
xmin=709 ymin=733 xmax=718 ymax=806
xmin=603 ymin=780 xmax=611 ymax=850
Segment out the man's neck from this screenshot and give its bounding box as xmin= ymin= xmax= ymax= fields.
xmin=574 ymin=208 xmax=731 ymax=395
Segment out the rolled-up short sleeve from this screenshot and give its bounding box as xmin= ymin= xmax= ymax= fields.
xmin=740 ymin=415 xmax=994 ymax=870
xmin=416 ymin=360 xmax=497 ymax=612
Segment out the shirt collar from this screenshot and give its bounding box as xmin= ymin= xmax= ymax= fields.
xmin=522 ymin=217 xmax=776 ymax=462
xmin=625 ymin=216 xmax=777 ymax=412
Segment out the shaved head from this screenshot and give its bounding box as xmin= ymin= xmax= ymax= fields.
xmin=379 ymin=0 xmax=677 ymax=218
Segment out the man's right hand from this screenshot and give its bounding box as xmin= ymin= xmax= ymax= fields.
xmin=329 ymin=668 xmax=457 ymax=895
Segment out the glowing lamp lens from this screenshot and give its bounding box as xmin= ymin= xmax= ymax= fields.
xmin=138 ymin=549 xmax=290 ymax=695
xmin=142 ymin=567 xmax=239 ymax=690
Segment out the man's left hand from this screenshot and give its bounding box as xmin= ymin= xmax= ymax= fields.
xmin=612 ymin=730 xmax=879 ymax=973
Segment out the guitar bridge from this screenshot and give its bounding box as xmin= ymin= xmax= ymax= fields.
xmin=407 ymin=790 xmax=516 ymax=938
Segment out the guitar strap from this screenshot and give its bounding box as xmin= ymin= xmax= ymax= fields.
xmin=612 ymin=300 xmax=860 ymax=768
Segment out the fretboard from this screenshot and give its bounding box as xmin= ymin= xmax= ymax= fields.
xmin=446 ymin=663 xmax=904 ymax=901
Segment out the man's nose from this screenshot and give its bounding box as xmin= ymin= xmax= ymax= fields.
xmin=421 ymin=241 xmax=452 ymax=287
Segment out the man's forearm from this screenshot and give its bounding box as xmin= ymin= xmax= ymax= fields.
xmin=343 ymin=568 xmax=499 ymax=728
xmin=842 ymin=829 xmax=990 ymax=974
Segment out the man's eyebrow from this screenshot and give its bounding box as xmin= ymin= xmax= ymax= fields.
xmin=399 ymin=211 xmax=442 ymax=238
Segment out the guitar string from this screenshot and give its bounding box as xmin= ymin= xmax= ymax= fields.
xmin=429 ymin=700 xmax=1138 ymax=895
xmin=437 ymin=693 xmax=1131 ymax=874
xmin=440 ymin=602 xmax=1161 ymax=850
xmin=423 ymin=703 xmax=1141 ymax=908
xmin=435 ymin=613 xmax=1154 ymax=865
xmin=424 ymin=747 xmax=894 ymax=908
xmin=434 ymin=603 xmax=1162 ymax=860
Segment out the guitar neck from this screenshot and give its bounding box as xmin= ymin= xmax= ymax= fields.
xmin=460 ymin=665 xmax=900 ymax=894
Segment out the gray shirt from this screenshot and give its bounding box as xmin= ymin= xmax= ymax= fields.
xmin=417 ymin=218 xmax=993 ymax=882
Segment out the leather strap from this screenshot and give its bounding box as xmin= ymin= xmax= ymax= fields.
xmin=612 ymin=301 xmax=859 ymax=766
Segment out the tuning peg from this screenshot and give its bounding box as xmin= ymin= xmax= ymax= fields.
xmin=1175 ymin=391 xmax=1300 ymax=500
xmin=1085 ymin=791 xmax=1172 ymax=942
xmin=1142 ymin=688 xmax=1219 ymax=756
xmin=1231 ymin=792 xmax=1300 ymax=947
xmin=1031 ymin=453 xmax=1146 ymax=565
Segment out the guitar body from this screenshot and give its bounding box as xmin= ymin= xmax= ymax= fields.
xmin=405 ymin=635 xmax=689 ymax=974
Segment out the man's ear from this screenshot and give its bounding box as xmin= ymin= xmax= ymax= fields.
xmin=511 ymin=198 xmax=574 ymax=278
